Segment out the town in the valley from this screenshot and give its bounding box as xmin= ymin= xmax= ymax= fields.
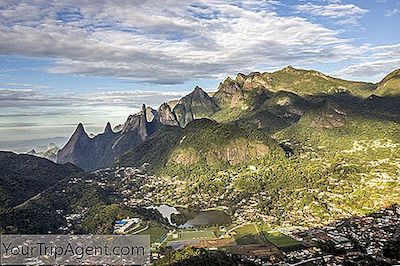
xmin=59 ymin=166 xmax=400 ymax=265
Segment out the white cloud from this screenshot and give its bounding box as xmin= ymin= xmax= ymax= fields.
xmin=336 ymin=43 xmax=400 ymax=81
xmin=0 ymin=86 xmax=189 ymax=144
xmin=338 ymin=59 xmax=400 ymax=80
xmin=0 ymin=0 xmax=366 ymax=84
xmin=385 ymin=8 xmax=400 ymax=16
xmin=0 ymin=88 xmax=187 ymax=109
xmin=294 ymin=2 xmax=368 ymax=25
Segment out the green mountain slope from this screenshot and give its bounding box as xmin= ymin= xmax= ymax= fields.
xmin=168 ymin=119 xmax=283 ymax=166
xmin=114 ymin=68 xmax=400 ymax=227
xmin=118 ymin=118 xmax=284 ymax=172
xmin=0 ymin=151 xmax=82 ymax=212
xmin=375 ymin=69 xmax=400 ymax=96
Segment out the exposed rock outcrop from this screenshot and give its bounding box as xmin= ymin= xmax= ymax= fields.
xmin=173 ymin=86 xmax=219 ymax=127
xmin=158 ymin=102 xmax=179 ymax=126
xmin=212 ymin=77 xmax=245 ymax=108
xmin=57 ymin=122 xmax=120 ymax=170
xmin=57 ymin=104 xmax=165 ymax=170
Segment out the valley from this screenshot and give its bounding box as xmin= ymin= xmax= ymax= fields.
xmin=1 ymin=67 xmax=400 ymax=265
xmin=2 ymin=163 xmax=398 ymax=264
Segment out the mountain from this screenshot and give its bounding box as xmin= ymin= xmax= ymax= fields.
xmin=57 ymin=122 xmax=119 ymax=171
xmin=375 ymin=69 xmax=400 ymax=96
xmin=238 ymin=66 xmax=376 ymax=96
xmin=0 ymin=151 xmax=81 ymax=212
xmin=57 ymin=86 xmax=220 ymax=170
xmin=213 ymin=77 xmax=245 ymax=108
xmin=27 ymin=143 xmax=60 ymax=162
xmin=57 ymin=67 xmax=399 ymax=172
xmin=157 ymin=103 xmax=179 ymax=126
xmin=173 ymin=86 xmax=219 ymax=127
xmin=118 ymin=119 xmax=283 ymax=170
xmin=167 ymin=119 xmax=283 ymax=166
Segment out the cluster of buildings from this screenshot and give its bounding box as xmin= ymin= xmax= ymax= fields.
xmin=59 ymin=166 xmax=399 ymax=265
xmin=114 ymin=218 xmax=142 ymax=234
xmin=283 ymin=205 xmax=400 ymax=265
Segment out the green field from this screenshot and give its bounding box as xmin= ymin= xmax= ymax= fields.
xmin=262 ymin=230 xmax=300 ymax=248
xmin=136 ymin=222 xmax=169 ymax=244
xmin=168 ymin=229 xmax=216 ymax=241
xmin=232 ymin=224 xmax=258 ymax=236
xmin=232 ymin=224 xmax=259 ymax=245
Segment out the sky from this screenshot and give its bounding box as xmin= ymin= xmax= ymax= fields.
xmin=0 ymin=0 xmax=399 ymax=151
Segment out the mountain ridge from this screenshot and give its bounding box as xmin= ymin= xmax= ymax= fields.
xmin=56 ymin=67 xmax=400 ymax=171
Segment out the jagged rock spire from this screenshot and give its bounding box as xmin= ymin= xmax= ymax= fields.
xmin=73 ymin=123 xmax=88 ymax=138
xmin=158 ymin=102 xmax=179 ymax=126
xmin=104 ymin=122 xmax=113 ymax=133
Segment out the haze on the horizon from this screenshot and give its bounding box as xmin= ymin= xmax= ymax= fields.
xmin=0 ymin=0 xmax=399 ymax=151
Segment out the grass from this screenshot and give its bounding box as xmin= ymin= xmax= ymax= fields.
xmin=233 ymin=224 xmax=258 ymax=235
xmin=232 ymin=224 xmax=259 ymax=245
xmin=136 ymin=222 xmax=169 ymax=244
xmin=262 ymin=230 xmax=300 ymax=248
xmin=168 ymin=229 xmax=216 ymax=241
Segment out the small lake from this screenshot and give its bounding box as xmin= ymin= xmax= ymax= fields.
xmin=146 ymin=205 xmax=231 ymax=228
xmin=146 ymin=204 xmax=180 ymax=226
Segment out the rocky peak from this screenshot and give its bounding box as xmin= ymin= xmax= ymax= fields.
xmin=193 ymin=85 xmax=203 ymax=92
xmin=173 ymin=86 xmax=219 ymax=127
xmin=235 ymin=73 xmax=247 ymax=86
xmin=27 ymin=149 xmax=37 ymax=154
xmin=104 ymin=122 xmax=113 ymax=134
xmin=122 ymin=112 xmax=147 ymax=134
xmin=381 ymin=69 xmax=400 ymax=82
xmin=283 ymin=65 xmax=295 ymax=71
xmin=158 ymin=102 xmax=179 ymax=126
xmin=213 ymin=76 xmax=245 ymax=107
xmin=243 ymin=72 xmax=271 ymax=91
xmin=145 ymin=106 xmax=157 ymax=123
xmin=378 ymin=69 xmax=400 ymax=87
xmin=188 ymin=86 xmax=209 ymax=99
xmin=72 ymin=123 xmax=89 ymax=140
xmin=57 ymin=123 xmax=91 ymax=169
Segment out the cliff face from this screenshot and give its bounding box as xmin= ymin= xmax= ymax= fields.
xmin=213 ymin=77 xmax=245 ymax=108
xmin=57 ymin=104 xmax=172 ymax=171
xmin=169 ymin=138 xmax=271 ymax=166
xmin=57 ymin=122 xmax=119 ymax=171
xmin=173 ymin=86 xmax=219 ymax=127
xmin=166 ymin=118 xmax=281 ymax=166
xmin=158 ymin=103 xmax=179 ymax=126
xmin=56 ymin=123 xmax=93 ymax=169
xmin=112 ymin=105 xmax=154 ymax=156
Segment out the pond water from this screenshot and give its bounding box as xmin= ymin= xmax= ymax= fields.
xmin=146 ymin=205 xmax=231 ymax=228
xmin=180 ymin=210 xmax=231 ymax=228
xmin=146 ymin=204 xmax=180 ymax=226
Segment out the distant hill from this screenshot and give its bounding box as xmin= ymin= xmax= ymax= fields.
xmin=0 ymin=151 xmax=81 ymax=212
xmin=27 ymin=143 xmax=60 ymax=162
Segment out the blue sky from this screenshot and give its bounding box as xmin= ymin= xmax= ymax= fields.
xmin=0 ymin=0 xmax=399 ymax=151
